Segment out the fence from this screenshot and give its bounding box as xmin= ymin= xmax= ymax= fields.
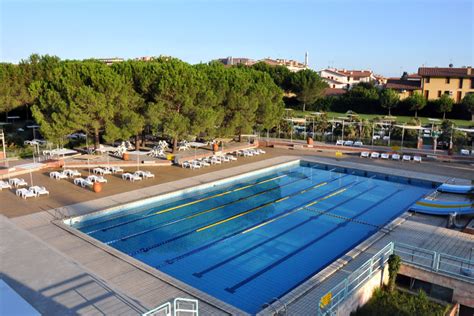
xmin=142 ymin=298 xmax=198 ymax=316
xmin=317 ymin=242 xmax=474 ymax=315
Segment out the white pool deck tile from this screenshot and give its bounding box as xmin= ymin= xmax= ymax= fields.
xmin=2 ymin=155 xmax=473 ymax=316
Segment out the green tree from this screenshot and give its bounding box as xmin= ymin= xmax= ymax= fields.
xmin=379 ymin=89 xmax=399 ymax=116
xmin=290 ymin=69 xmax=327 ymax=112
xmin=436 ymin=94 xmax=454 ymax=119
xmin=461 ymin=93 xmax=474 ymax=121
xmin=405 ymin=92 xmax=426 ymax=118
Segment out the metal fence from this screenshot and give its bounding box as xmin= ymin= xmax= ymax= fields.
xmin=317 ymin=242 xmax=474 ymax=315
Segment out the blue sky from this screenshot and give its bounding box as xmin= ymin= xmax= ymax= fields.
xmin=1 ymin=0 xmax=472 ymax=76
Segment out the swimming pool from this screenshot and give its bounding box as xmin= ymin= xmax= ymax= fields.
xmin=68 ymin=161 xmax=434 ymax=314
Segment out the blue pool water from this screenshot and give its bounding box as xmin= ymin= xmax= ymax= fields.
xmin=70 ymin=161 xmax=434 ymax=314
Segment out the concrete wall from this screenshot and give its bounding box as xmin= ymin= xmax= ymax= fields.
xmin=336 ymin=265 xmax=389 ymax=316
xmin=399 ymin=264 xmax=474 ymax=307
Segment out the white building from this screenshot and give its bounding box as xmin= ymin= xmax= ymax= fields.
xmin=319 ymin=68 xmax=377 ymax=89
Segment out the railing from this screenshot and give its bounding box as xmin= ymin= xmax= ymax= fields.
xmin=316 ymin=242 xmax=474 ymax=316
xmin=317 ymin=242 xmax=394 ymax=316
xmin=142 ymin=298 xmax=198 ymax=316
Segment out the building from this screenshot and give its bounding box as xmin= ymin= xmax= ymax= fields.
xmin=260 ymin=57 xmax=309 ymax=72
xmin=217 ymin=57 xmax=256 ymax=66
xmin=216 ymin=53 xmax=309 ymax=72
xmin=319 ymin=68 xmax=377 ymax=89
xmin=385 ymin=72 xmax=422 ymax=99
xmin=97 ymin=58 xmax=124 ymax=65
xmin=418 ymin=66 xmax=473 ymax=103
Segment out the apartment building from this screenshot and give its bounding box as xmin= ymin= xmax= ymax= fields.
xmin=319 ymin=68 xmax=376 ymax=89
xmin=418 ymin=67 xmax=473 ymax=103
xmin=385 ymin=73 xmax=422 ymax=99
xmin=216 ymin=53 xmax=309 ymax=72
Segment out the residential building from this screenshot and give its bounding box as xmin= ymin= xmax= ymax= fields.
xmin=319 ymin=68 xmax=376 ymax=89
xmin=418 ymin=66 xmax=474 ymax=103
xmin=97 ymin=58 xmax=124 ymax=65
xmin=385 ymin=72 xmax=422 ymax=99
xmin=217 ymin=57 xmax=256 ymax=66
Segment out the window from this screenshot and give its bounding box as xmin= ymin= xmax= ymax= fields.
xmin=426 ymin=77 xmax=430 ymax=83
xmin=457 ymin=91 xmax=462 ymax=103
xmin=424 ymin=90 xmax=429 ymax=99
xmin=471 ymin=79 xmax=474 ymax=89
xmin=446 ymin=78 xmax=450 ymax=84
xmin=444 ymin=91 xmax=450 ymax=95
xmin=437 ymin=91 xmax=442 ymax=97
xmin=459 ymin=78 xmax=463 ymax=89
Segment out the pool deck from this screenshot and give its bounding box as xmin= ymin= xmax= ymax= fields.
xmin=1 ymin=149 xmax=473 ymax=315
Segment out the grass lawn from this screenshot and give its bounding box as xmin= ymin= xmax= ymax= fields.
xmin=351 ymin=288 xmax=451 ymax=316
xmin=288 ymin=110 xmax=473 ymax=126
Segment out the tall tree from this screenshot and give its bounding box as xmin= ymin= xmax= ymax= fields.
xmin=290 ymin=69 xmax=327 ymax=112
xmin=461 ymin=93 xmax=474 ymax=121
xmin=436 ymin=94 xmax=454 ymax=119
xmin=405 ymin=92 xmax=426 ymax=118
xmin=379 ymin=88 xmax=399 ymax=116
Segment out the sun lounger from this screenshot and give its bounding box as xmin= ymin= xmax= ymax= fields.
xmin=226 ymin=155 xmax=237 ymax=161
xmin=256 ymin=149 xmax=266 ymax=154
xmin=402 ymin=155 xmax=411 ymax=161
xmin=29 ymin=186 xmax=49 ymax=196
xmin=360 ymin=152 xmax=370 ymax=158
xmin=381 ymin=153 xmax=390 ymax=159
xmin=336 ymin=140 xmax=344 ymax=146
xmin=460 ymin=149 xmax=470 ymax=156
xmin=191 ymin=161 xmax=202 ymax=169
xmin=16 ymin=188 xmax=37 ymax=199
xmin=182 ymin=161 xmax=191 ymax=168
xmin=63 ymin=169 xmax=81 ymax=177
xmin=370 ymin=152 xmax=380 ymax=159
xmin=135 ymin=170 xmax=155 ymax=179
xmin=87 ymin=175 xmax=107 ymax=183
xmin=354 ymin=141 xmax=363 ymax=147
xmin=343 ymin=140 xmax=354 ymax=146
xmin=0 ymin=180 xmax=12 ymax=190
xmin=109 ymin=166 xmax=124 ymax=173
xmin=50 ymin=171 xmax=68 ymax=180
xmin=74 ymin=178 xmax=93 ymax=187
xmin=392 ymin=154 xmax=401 ymax=160
xmin=243 ymin=150 xmax=254 ymax=157
xmin=122 ymin=173 xmax=142 ymax=182
xmin=198 ymin=159 xmax=211 ymax=167
xmin=210 ymin=157 xmax=222 ymax=164
xmin=413 ymin=155 xmax=422 ymax=163
xmin=219 ymin=155 xmax=230 ymax=162
xmin=9 ymin=178 xmax=28 ymax=188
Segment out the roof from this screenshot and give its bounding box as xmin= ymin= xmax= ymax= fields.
xmin=321 ymin=68 xmax=373 ymax=78
xmin=324 ymin=88 xmax=347 ymax=96
xmin=418 ymin=67 xmax=473 ymax=78
xmin=385 ymin=78 xmax=421 ymax=90
xmin=322 ymin=77 xmax=345 ymax=85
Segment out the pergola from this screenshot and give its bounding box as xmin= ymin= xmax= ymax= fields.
xmin=393 ymin=124 xmax=424 ymax=149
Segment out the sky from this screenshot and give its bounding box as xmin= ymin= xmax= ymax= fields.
xmin=1 ymin=0 xmax=473 ymax=77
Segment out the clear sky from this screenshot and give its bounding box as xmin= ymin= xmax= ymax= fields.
xmin=1 ymin=0 xmax=473 ymax=76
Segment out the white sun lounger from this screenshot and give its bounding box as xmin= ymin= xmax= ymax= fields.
xmin=255 ymin=149 xmax=266 ymax=154
xmin=50 ymin=171 xmax=68 ymax=180
xmin=0 ymin=180 xmax=12 ymax=190
xmin=93 ymin=167 xmax=111 ymax=175
xmin=135 ymin=170 xmax=155 ymax=179
xmin=109 ymin=166 xmax=124 ymax=173
xmin=87 ymin=175 xmax=107 ymax=183
xmin=210 ymin=157 xmax=222 ymax=164
xmin=74 ymin=178 xmax=93 ymax=188
xmin=16 ymin=188 xmax=37 ymax=199
xmin=413 ymin=156 xmax=422 ymax=163
xmin=226 ymin=155 xmax=237 ymax=161
xmin=370 ymin=152 xmax=380 ymax=159
xmin=9 ymin=178 xmax=28 ymax=188
xmin=198 ymin=159 xmax=211 ymax=167
xmin=381 ymin=153 xmax=390 ymax=159
xmin=392 ymin=154 xmax=401 ymax=160
xmin=343 ymin=140 xmax=354 ymax=146
xmin=360 ymin=152 xmax=370 ymax=158
xmin=402 ymin=155 xmax=411 ymax=161
xmin=122 ymin=173 xmax=142 ymax=182
xmin=63 ymin=169 xmax=81 ymax=178
xmin=191 ymin=161 xmax=202 ymax=169
xmin=354 ymin=141 xmax=363 ymax=147
xmin=336 ymin=140 xmax=344 ymax=146
xmin=29 ymin=186 xmax=49 ymax=196
xmin=460 ymin=149 xmax=470 ymax=156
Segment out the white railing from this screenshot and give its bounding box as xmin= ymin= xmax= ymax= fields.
xmin=142 ymin=298 xmax=198 ymax=316
xmin=317 ymin=242 xmax=474 ymax=315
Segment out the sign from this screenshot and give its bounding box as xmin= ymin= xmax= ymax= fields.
xmin=335 ymin=151 xmax=343 ymax=157
xmin=391 ymin=146 xmax=400 ymax=152
xmin=320 ymin=292 xmax=332 ymax=308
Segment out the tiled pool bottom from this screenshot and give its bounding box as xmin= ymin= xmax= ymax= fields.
xmin=68 ymin=161 xmax=434 ymax=314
